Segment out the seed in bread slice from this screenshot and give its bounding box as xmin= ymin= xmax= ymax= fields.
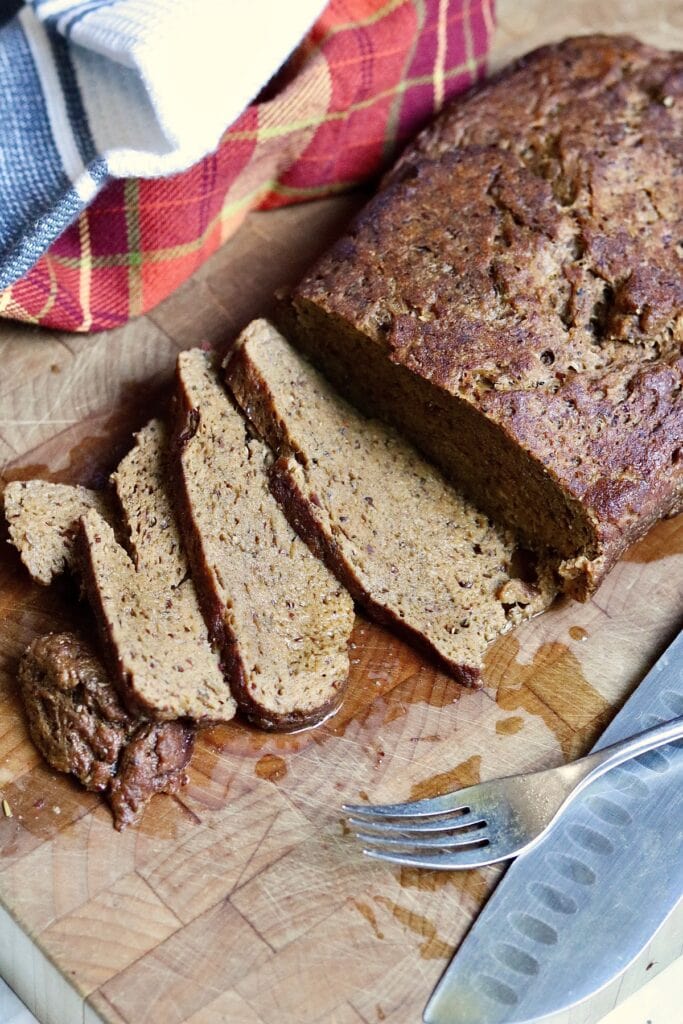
xmin=4 ymin=480 xmax=110 ymax=585
xmin=225 ymin=319 xmax=557 ymax=684
xmin=77 ymin=420 xmax=235 ymax=722
xmin=171 ymin=349 xmax=354 ymax=730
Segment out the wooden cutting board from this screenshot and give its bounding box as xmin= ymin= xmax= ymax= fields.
xmin=1 ymin=3 xmax=682 ymax=1023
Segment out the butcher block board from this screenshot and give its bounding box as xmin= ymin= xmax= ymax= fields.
xmin=1 ymin=3 xmax=683 ymax=1022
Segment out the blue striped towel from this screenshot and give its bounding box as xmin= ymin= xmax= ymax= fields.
xmin=0 ymin=0 xmax=326 ymax=291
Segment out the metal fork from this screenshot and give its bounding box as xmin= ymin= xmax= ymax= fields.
xmin=343 ymin=715 xmax=683 ymax=870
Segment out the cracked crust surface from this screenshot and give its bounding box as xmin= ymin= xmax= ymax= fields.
xmin=288 ymin=35 xmax=683 ymax=598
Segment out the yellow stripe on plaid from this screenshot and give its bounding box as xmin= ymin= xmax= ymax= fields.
xmin=240 ymin=59 xmax=481 ymax=144
xmin=322 ymin=0 xmax=407 ymax=38
xmin=77 ymin=208 xmax=93 ymax=332
xmin=0 ymin=255 xmax=58 ymax=324
xmin=434 ymin=0 xmax=449 ymax=112
xmin=46 ymin=177 xmax=364 ymax=273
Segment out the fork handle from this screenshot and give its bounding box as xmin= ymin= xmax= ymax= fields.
xmin=570 ymin=715 xmax=683 ymax=794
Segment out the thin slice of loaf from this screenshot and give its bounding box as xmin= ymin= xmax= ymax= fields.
xmin=226 ymin=320 xmax=556 ymax=684
xmin=77 ymin=420 xmax=236 ymax=722
xmin=171 ymin=348 xmax=354 ymax=730
xmin=4 ymin=481 xmax=110 ymax=585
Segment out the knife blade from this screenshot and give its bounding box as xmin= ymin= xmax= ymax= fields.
xmin=424 ymin=626 xmax=683 ymax=1024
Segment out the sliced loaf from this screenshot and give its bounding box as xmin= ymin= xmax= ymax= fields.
xmin=171 ymin=348 xmax=354 ymax=730
xmin=77 ymin=420 xmax=236 ymax=722
xmin=285 ymin=36 xmax=683 ymax=598
xmin=226 ymin=320 xmax=557 ymax=683
xmin=4 ymin=480 xmax=110 ymax=585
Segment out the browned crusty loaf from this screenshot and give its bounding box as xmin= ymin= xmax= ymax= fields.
xmin=4 ymin=481 xmax=111 ymax=585
xmin=284 ymin=35 xmax=683 ymax=599
xmin=172 ymin=348 xmax=354 ymax=729
xmin=77 ymin=420 xmax=236 ymax=722
xmin=226 ymin=320 xmax=556 ymax=683
xmin=19 ymin=632 xmax=194 ymax=829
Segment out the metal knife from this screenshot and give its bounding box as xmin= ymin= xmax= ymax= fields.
xmin=424 ymin=626 xmax=683 ymax=1024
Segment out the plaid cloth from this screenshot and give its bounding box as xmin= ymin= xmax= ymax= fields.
xmin=1 ymin=0 xmax=495 ymax=332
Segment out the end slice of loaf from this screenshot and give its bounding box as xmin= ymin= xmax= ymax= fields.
xmin=77 ymin=421 xmax=236 ymax=722
xmin=171 ymin=348 xmax=354 ymax=730
xmin=4 ymin=481 xmax=110 ymax=585
xmin=226 ymin=320 xmax=557 ymax=684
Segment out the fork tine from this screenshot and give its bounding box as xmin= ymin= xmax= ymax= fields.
xmin=362 ymin=841 xmax=499 ymax=871
xmin=342 ymin=789 xmax=472 ymax=821
xmin=346 ymin=809 xmax=486 ymax=835
xmin=355 ymin=827 xmax=487 ymax=851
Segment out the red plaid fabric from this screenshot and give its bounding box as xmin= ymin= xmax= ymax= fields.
xmin=0 ymin=0 xmax=494 ymax=332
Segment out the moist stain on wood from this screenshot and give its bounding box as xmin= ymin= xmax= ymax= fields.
xmin=398 ymin=866 xmax=492 ymax=909
xmin=622 ymin=513 xmax=683 ymax=562
xmin=350 ymin=899 xmax=385 ymax=940
xmin=254 ymin=754 xmax=287 ymax=783
xmin=485 ymin=635 xmax=612 ymax=758
xmin=374 ymin=896 xmax=452 ymax=960
xmin=495 ymin=715 xmax=524 ymax=735
xmin=409 ymin=754 xmax=482 ymax=801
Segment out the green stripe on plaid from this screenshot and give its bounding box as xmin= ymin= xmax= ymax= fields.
xmin=124 ymin=179 xmax=143 ymax=317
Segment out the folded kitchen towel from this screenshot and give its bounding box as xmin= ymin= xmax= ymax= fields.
xmin=0 ymin=0 xmax=494 ymax=332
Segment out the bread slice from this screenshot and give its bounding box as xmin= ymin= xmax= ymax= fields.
xmin=171 ymin=348 xmax=354 ymax=730
xmin=226 ymin=320 xmax=557 ymax=684
xmin=284 ymin=36 xmax=683 ymax=600
xmin=4 ymin=480 xmax=110 ymax=585
xmin=77 ymin=420 xmax=236 ymax=722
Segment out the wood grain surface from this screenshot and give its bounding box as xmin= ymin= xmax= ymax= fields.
xmin=1 ymin=3 xmax=683 ymax=1023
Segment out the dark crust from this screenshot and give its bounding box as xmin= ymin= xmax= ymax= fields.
xmin=169 ymin=364 xmax=345 ymax=732
xmin=288 ymin=34 xmax=683 ymax=597
xmin=225 ymin=339 xmax=481 ymax=686
xmin=18 ymin=632 xmax=195 ymax=830
xmin=108 ymin=720 xmax=194 ymax=831
xmin=19 ymin=632 xmax=135 ymax=791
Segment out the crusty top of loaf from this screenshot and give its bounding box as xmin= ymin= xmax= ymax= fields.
xmin=294 ymin=35 xmax=683 ymax=544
